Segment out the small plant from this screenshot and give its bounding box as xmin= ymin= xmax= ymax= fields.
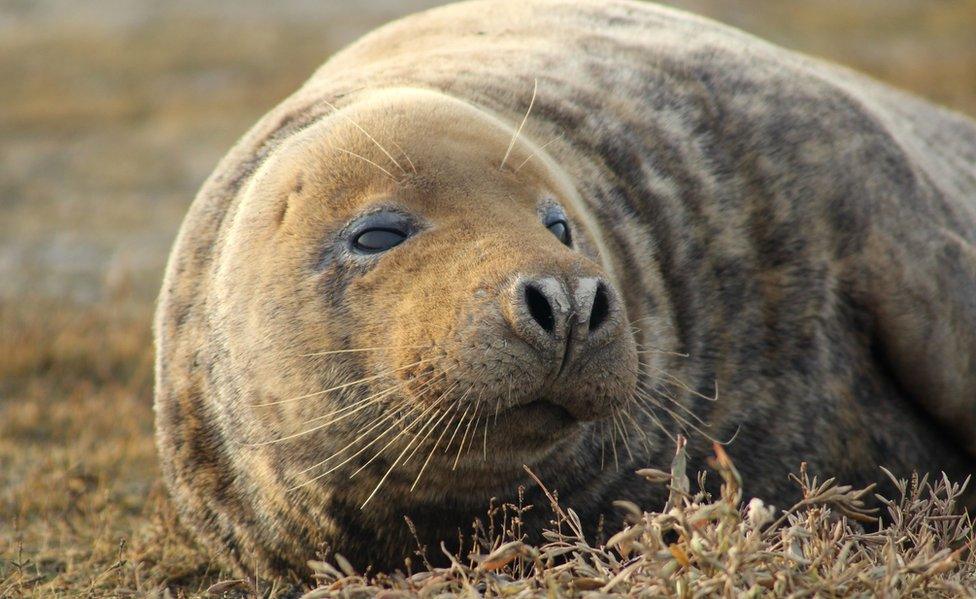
xmin=301 ymin=436 xmax=976 ymax=597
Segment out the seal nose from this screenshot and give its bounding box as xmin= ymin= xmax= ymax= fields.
xmin=573 ymin=277 xmax=612 ymax=336
xmin=516 ymin=277 xmax=570 ymax=338
xmin=524 ymin=283 xmax=557 ymax=333
xmin=508 ymin=275 xmax=621 ymax=362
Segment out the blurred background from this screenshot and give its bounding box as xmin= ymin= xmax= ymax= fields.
xmin=1 ymin=0 xmax=975 ymax=593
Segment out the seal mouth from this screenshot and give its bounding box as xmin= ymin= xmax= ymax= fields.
xmin=490 ymin=397 xmax=578 ymax=443
xmin=506 ymin=398 xmax=575 ymax=421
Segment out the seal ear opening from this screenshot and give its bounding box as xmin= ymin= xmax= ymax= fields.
xmin=275 ymin=173 xmax=305 ymax=227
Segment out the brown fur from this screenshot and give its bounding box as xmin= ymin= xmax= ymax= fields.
xmin=155 ymin=0 xmax=976 ymax=577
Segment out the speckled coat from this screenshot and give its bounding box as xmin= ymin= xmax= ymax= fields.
xmin=155 ymin=0 xmax=976 ymax=578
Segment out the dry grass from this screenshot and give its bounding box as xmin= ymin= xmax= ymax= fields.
xmin=3 ymin=303 xmax=976 ymax=597
xmin=299 ymin=440 xmax=976 ymax=598
xmin=3 ymin=1 xmax=976 ymax=597
xmin=0 ymin=301 xmax=216 ymax=597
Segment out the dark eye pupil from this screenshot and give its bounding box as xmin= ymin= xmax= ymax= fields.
xmin=353 ymin=228 xmax=407 ymax=252
xmin=547 ymin=220 xmax=570 ymax=245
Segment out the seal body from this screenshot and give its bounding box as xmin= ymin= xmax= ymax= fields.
xmin=155 ymin=0 xmax=976 ymax=576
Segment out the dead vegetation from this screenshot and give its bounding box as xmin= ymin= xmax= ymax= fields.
xmin=295 ymin=439 xmax=976 ymax=598
xmin=4 ymin=304 xmax=976 ymax=597
xmin=0 ymin=302 xmax=215 ymax=597
xmin=4 ymin=306 xmax=976 ymax=598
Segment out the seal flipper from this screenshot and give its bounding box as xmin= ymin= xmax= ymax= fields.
xmin=862 ymin=227 xmax=976 ymax=458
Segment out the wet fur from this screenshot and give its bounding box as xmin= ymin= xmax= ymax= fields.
xmin=155 ymin=0 xmax=976 ymax=577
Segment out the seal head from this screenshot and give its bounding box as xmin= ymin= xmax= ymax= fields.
xmin=229 ymin=87 xmax=639 ymax=465
xmin=158 ymin=87 xmax=642 ymax=572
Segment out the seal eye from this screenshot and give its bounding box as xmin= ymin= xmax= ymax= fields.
xmin=352 ymin=228 xmax=407 ymax=253
xmin=547 ymin=220 xmax=571 ymax=245
xmin=347 ymin=210 xmax=415 ymax=256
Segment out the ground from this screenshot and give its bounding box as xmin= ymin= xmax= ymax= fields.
xmin=2 ymin=1 xmax=976 ymax=596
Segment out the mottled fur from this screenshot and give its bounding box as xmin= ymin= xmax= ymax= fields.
xmin=155 ymin=0 xmax=976 ymax=577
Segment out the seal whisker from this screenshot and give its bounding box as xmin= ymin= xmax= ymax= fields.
xmin=301 ymin=378 xmax=413 ymax=425
xmin=288 ymin=405 xmax=431 ymax=492
xmin=297 ymin=403 xmax=416 ymax=490
xmin=635 ymin=393 xmax=701 ymax=435
xmin=294 ymin=378 xmax=446 ymax=487
xmin=301 ymin=345 xmax=429 ymax=357
xmin=410 ymin=398 xmax=462 ymax=492
xmin=250 ymin=383 xmax=404 ymax=447
xmin=653 ymin=389 xmax=710 ymax=429
xmin=441 ymin=389 xmax=473 ymax=456
xmin=396 ymin=394 xmax=451 ymax=465
xmin=285 ymin=369 xmax=454 ymax=476
xmin=633 ymin=389 xmax=735 ymax=445
xmin=466 ymin=399 xmax=485 ymax=461
xmin=628 ymin=316 xmax=663 ymax=325
xmin=634 ymin=377 xmax=711 ymax=429
xmin=388 ymin=137 xmax=418 ymax=174
xmin=401 ymin=383 xmax=460 ymax=467
xmin=512 ymin=134 xmax=562 ymax=173
xmin=614 ymin=410 xmax=634 ymax=464
xmin=635 ymin=347 xmax=691 ymax=358
xmin=499 ymin=78 xmax=538 ymax=171
xmin=290 ymin=401 xmax=408 ymax=481
xmin=350 ymin=383 xmax=451 ymax=481
xmin=463 ymin=390 xmax=487 ymax=461
xmin=628 ymin=394 xmax=678 ymax=445
xmin=332 ymin=146 xmax=399 ymax=181
xmin=598 ymin=419 xmax=608 ymax=470
xmin=629 ymin=316 xmax=678 ymax=333
xmin=253 ymin=357 xmax=437 ymax=407
xmin=631 ymin=319 xmax=689 ymax=357
xmin=640 ymin=360 xmax=719 ymax=402
xmin=453 ymin=397 xmax=482 ymax=470
xmin=482 ymin=406 xmax=490 ymax=461
xmin=608 ymin=414 xmax=620 ymax=470
xmin=360 ymin=390 xmax=457 ymax=508
xmin=495 ymin=379 xmax=511 ymax=427
xmin=296 ymin=362 xmax=457 ymax=431
xmin=323 ymin=99 xmax=407 ymax=174
xmin=612 ymin=409 xmax=634 ymax=461
xmin=620 ymin=407 xmax=654 ymax=453
xmin=398 ymin=408 xmax=449 ymax=470
xmin=632 ymin=335 xmax=689 ymax=358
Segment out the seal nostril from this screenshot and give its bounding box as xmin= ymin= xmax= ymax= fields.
xmin=589 ymin=283 xmax=610 ymax=332
xmin=525 ymin=284 xmax=555 ymax=334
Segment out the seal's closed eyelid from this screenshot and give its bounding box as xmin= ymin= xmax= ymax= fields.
xmin=353 ymin=228 xmax=408 ymax=253
xmin=345 ymin=210 xmax=418 ymax=255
